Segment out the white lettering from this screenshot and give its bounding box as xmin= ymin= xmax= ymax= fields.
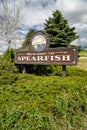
xmin=44 ymin=56 xmax=49 ymax=61
xmin=55 ymin=55 xmax=61 ymax=61
xmin=62 ymin=55 xmax=71 ymax=61
xmin=16 ymin=52 xmax=73 ymax=64
xmin=26 ymin=56 xmax=30 ymax=61
xmin=21 ymin=56 xmax=27 ymax=61
xmin=37 ymin=56 xmax=44 ymax=61
xmin=32 ymin=56 xmax=36 ymax=61
xmin=50 ymin=56 xmax=54 ymax=61
xmin=17 ymin=56 xmax=21 ymax=61
xmin=21 ymin=56 xmax=31 ymax=61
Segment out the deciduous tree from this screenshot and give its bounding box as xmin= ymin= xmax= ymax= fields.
xmin=0 ymin=0 xmax=23 ymax=49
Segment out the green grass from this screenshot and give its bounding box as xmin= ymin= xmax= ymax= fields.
xmin=0 ymin=67 xmax=87 ymax=130
xmin=76 ymin=57 xmax=87 ymax=71
xmin=79 ymin=50 xmax=87 ymax=57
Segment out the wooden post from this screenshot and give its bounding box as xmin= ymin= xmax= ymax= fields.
xmin=62 ymin=65 xmax=66 ymax=77
xmin=22 ymin=65 xmax=27 ymax=74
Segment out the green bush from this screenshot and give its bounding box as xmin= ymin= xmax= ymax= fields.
xmin=0 ymin=69 xmax=87 ymax=129
xmin=0 ymin=72 xmax=18 ymax=85
xmin=3 ymin=48 xmax=14 ymax=62
xmin=0 ymin=55 xmax=18 ymax=75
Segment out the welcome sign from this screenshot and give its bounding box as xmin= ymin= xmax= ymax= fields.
xmin=15 ymin=31 xmax=77 ymax=65
xmin=15 ymin=48 xmax=77 ymax=65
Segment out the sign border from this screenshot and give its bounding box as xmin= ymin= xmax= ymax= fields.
xmin=14 ymin=48 xmax=78 ymax=65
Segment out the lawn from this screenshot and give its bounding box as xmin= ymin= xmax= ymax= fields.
xmin=79 ymin=50 xmax=87 ymax=57
xmin=75 ymin=49 xmax=87 ymax=71
xmin=76 ymin=57 xmax=87 ymax=71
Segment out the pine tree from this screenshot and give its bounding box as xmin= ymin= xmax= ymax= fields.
xmin=44 ymin=10 xmax=78 ymax=47
xmin=22 ymin=29 xmax=35 ymax=49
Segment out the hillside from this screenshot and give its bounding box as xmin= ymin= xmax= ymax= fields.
xmin=0 ymin=66 xmax=87 ymax=130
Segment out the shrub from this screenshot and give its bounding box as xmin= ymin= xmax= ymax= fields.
xmin=0 ymin=55 xmax=18 ymax=75
xmin=0 ymin=72 xmax=87 ymax=129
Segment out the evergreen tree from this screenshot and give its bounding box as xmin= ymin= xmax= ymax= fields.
xmin=3 ymin=48 xmax=14 ymax=62
xmin=0 ymin=49 xmax=17 ymax=74
xmin=22 ymin=29 xmax=35 ymax=49
xmin=44 ymin=10 xmax=78 ymax=47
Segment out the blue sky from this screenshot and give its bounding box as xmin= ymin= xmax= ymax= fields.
xmin=0 ymin=0 xmax=87 ymax=53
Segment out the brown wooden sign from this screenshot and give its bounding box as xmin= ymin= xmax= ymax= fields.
xmin=14 ymin=31 xmax=78 ymax=76
xmin=15 ymin=48 xmax=77 ymax=65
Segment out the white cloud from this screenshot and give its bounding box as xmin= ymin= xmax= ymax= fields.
xmin=21 ymin=0 xmax=87 ymax=48
xmin=0 ymin=40 xmax=7 ymax=53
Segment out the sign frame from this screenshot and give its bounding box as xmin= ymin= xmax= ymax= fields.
xmin=15 ymin=48 xmax=78 ymax=65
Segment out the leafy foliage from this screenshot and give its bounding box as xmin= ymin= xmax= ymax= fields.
xmin=44 ymin=10 xmax=78 ymax=47
xmin=0 ymin=67 xmax=87 ymax=130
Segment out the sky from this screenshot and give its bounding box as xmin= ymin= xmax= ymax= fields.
xmin=0 ymin=0 xmax=87 ymax=53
